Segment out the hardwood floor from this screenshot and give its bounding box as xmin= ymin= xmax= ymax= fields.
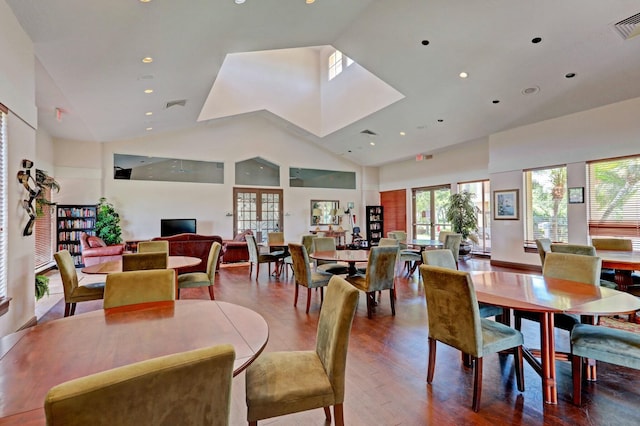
xmin=39 ymin=258 xmax=640 ymax=425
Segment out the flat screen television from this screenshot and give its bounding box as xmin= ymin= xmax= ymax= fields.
xmin=160 ymin=219 xmax=196 ymax=237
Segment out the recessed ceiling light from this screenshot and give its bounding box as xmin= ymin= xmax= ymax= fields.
xmin=531 ymin=37 xmax=542 ymax=44
xmin=492 ymin=99 xmax=500 ymax=104
xmin=459 ymin=72 xmax=468 ymax=78
xmin=144 ymin=89 xmax=153 ymax=94
xmin=235 ymin=0 xmax=245 ymax=4
xmin=370 ymin=141 xmax=375 ymax=146
xmin=421 ymin=40 xmax=430 ymax=46
xmin=437 ymin=119 xmax=444 ymax=123
xmin=145 ymin=112 xmax=153 ymax=116
xmin=142 ymin=57 xmax=153 ymax=64
xmin=146 ymin=127 xmax=153 ymax=131
xmin=400 ymin=131 xmax=406 ymax=136
xmin=306 ymin=0 xmax=315 ymax=3
xmin=522 ymin=86 xmax=539 ymax=95
xmin=565 ymin=72 xmax=576 ymax=78
xmin=139 ymin=0 xmax=152 ymax=3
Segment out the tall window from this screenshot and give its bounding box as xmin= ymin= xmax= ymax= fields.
xmin=524 ymin=166 xmax=567 ymax=244
xmin=458 ymin=180 xmax=491 ymax=253
xmin=0 ymin=105 xmax=7 ymax=299
xmin=412 ymin=185 xmax=451 ymax=240
xmin=35 ymin=184 xmax=53 ymax=270
xmin=588 ymin=155 xmax=640 ymax=249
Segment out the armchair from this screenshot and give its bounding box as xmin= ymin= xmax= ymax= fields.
xmin=79 ymin=232 xmax=125 ymax=267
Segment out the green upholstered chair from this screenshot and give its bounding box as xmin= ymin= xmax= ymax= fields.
xmin=591 ymin=238 xmax=633 ymax=251
xmin=313 ymin=237 xmax=349 ymax=275
xmin=137 ymin=240 xmax=169 ymax=253
xmin=550 ymin=243 xmax=617 ymax=289
xmin=245 ymin=276 xmax=358 ymax=425
xmin=54 ymin=250 xmax=105 ymax=317
xmin=283 ymin=235 xmax=316 ymax=279
xmin=289 ymin=243 xmax=333 ymax=313
xmin=345 ymin=245 xmax=398 ymax=319
xmin=177 ymin=241 xmax=222 ymax=300
xmin=444 ymin=233 xmax=463 ymax=266
xmin=387 ymin=232 xmax=422 ymax=276
xmin=535 ymin=238 xmax=551 ymax=267
xmin=419 ymin=265 xmax=525 ymax=412
xmin=514 ymin=252 xmax=602 ymax=332
xmin=571 ymin=324 xmax=640 ymax=405
xmin=378 ymin=237 xmax=399 ymax=246
xmin=104 ymin=269 xmax=175 ymax=309
xmin=122 ymin=252 xmax=167 ymax=271
xmin=422 ymin=249 xmax=503 ymax=319
xmin=45 ymin=344 xmax=235 ymax=426
xmin=246 ymin=234 xmax=281 ymax=279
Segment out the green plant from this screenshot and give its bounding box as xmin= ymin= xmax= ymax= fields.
xmin=35 ymin=169 xmax=60 ymax=216
xmin=444 ymin=191 xmax=479 ymax=240
xmin=95 ymin=197 xmax=122 ymax=245
xmin=35 ymin=275 xmax=50 ymax=300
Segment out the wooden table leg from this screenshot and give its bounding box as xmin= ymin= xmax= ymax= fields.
xmin=540 ymin=313 xmax=558 ymax=404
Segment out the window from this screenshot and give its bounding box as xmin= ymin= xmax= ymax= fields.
xmin=328 ymin=50 xmax=354 ymax=81
xmin=588 ymin=155 xmax=640 ymax=249
xmin=458 ymin=180 xmax=491 ymax=253
xmin=524 ymin=166 xmax=567 ymax=244
xmin=35 ymin=185 xmax=53 ymax=270
xmin=412 ymin=185 xmax=451 ymax=240
xmin=0 ymin=105 xmax=7 ymax=300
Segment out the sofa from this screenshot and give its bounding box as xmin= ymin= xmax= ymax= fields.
xmin=152 ymin=233 xmax=223 ymax=273
xmin=222 ymin=230 xmax=253 ymax=263
xmin=80 ymin=233 xmax=126 ymax=267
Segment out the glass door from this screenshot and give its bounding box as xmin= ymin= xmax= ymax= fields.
xmin=412 ymin=185 xmax=451 ymax=240
xmin=234 ymin=188 xmax=283 ymax=243
xmin=458 ymin=180 xmax=491 ymax=253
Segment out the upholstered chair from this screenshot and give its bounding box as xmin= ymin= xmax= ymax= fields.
xmin=535 ymin=238 xmax=552 ymax=267
xmin=284 ymin=235 xmax=318 ymax=279
xmin=313 ymin=237 xmax=349 ymax=275
xmin=422 ymin=249 xmax=503 ymax=319
xmin=45 ymin=344 xmax=235 ymax=426
xmin=444 ymin=233 xmax=463 ymax=266
xmin=591 ymin=238 xmax=633 ymax=251
xmin=245 ymin=276 xmax=359 ymax=425
xmin=103 ymin=269 xmax=175 ymax=309
xmin=345 ymin=245 xmax=398 ymax=319
xmin=137 ymin=240 xmax=169 ymax=253
xmin=514 ymin=252 xmax=601 ymax=333
xmin=54 ymin=250 xmax=105 ymax=317
xmin=289 ymin=243 xmax=333 ymax=313
xmin=550 ymin=243 xmax=617 ymax=289
xmin=388 ymin=231 xmax=422 ymax=276
xmin=122 ymin=252 xmax=167 ymax=271
xmin=419 ymin=265 xmax=525 ymax=412
xmin=246 ymin=234 xmax=281 ymax=279
xmin=177 ymin=241 xmax=222 ymax=300
xmin=571 ymin=324 xmax=640 ymax=405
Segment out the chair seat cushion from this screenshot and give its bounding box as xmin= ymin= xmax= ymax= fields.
xmin=481 ymin=318 xmax=524 ymax=356
xmin=599 ymin=279 xmax=618 ymax=289
xmin=571 ymin=323 xmax=640 ymax=370
xmin=178 ymin=272 xmax=210 ymax=288
xmin=515 ymin=310 xmax=580 ymax=331
xmin=246 ymin=351 xmax=335 ymax=422
xmin=309 ymin=271 xmax=333 ymax=287
xmin=317 ymin=263 xmax=349 ymax=275
xmin=478 ymin=303 xmax=503 ymax=318
xmin=70 ymin=282 xmax=105 ymax=302
xmin=345 ymin=274 xmax=367 ymax=291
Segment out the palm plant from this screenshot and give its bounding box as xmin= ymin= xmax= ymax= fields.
xmin=444 ymin=191 xmax=479 ymax=241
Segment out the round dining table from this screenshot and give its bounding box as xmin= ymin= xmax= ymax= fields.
xmin=81 ymin=255 xmax=201 ymax=274
xmin=0 ymin=300 xmax=269 ymax=424
xmin=310 ymin=249 xmax=370 ymax=276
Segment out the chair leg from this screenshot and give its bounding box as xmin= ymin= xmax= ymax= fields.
xmin=320 ymin=287 xmax=324 ymax=305
xmin=249 ymin=263 xmax=254 ymax=278
xmin=472 ymin=356 xmax=483 ymax=412
xmin=324 ymin=406 xmax=331 ymax=422
xmin=294 ymin=283 xmax=299 ymax=307
xmin=208 ymin=285 xmax=215 ymax=300
xmin=70 ymin=303 xmax=77 ymax=316
xmin=462 ymin=353 xmax=472 ymax=368
xmin=334 ymin=403 xmax=344 ymax=426
xmin=64 ymin=303 xmax=71 ymax=317
xmin=306 ymin=288 xmax=312 ymax=313
xmin=389 ymin=288 xmax=395 ymax=316
xmin=366 ymin=292 xmax=373 ymax=319
xmin=514 ymin=346 xmax=525 ymax=392
xmin=248 ymin=422 xmax=257 ymax=426
xmin=572 ymin=354 xmax=583 ymax=406
xmin=514 ymin=313 xmax=522 ymax=331
xmin=427 ymin=337 xmax=437 ymax=383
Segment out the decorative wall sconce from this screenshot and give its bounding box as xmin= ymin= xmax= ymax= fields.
xmin=17 ymin=159 xmax=40 ymax=236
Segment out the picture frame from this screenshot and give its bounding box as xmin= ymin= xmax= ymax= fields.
xmin=494 ymin=189 xmax=519 ymax=220
xmin=568 ymin=187 xmax=584 ymax=204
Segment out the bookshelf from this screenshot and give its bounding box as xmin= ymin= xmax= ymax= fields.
xmin=366 ymin=205 xmax=384 ymax=247
xmin=56 ymin=204 xmax=97 ymax=267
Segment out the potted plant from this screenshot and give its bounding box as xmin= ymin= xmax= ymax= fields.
xmin=35 ymin=275 xmax=50 ymax=300
xmin=35 ymin=169 xmax=60 ymax=216
xmin=95 ymin=197 xmax=122 ymax=245
xmin=444 ymin=191 xmax=479 ymax=256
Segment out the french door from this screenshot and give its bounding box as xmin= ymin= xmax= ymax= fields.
xmin=411 ymin=185 xmax=451 ymax=240
xmin=233 ymin=188 xmax=283 ymax=243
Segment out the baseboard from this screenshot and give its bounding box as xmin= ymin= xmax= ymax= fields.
xmin=490 ymin=259 xmax=542 ymax=273
xmin=18 ymin=315 xmax=37 ymax=331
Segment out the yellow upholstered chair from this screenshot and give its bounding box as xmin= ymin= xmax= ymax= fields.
xmin=591 ymin=237 xmax=633 ymax=251
xmin=54 ymin=250 xmax=105 ymax=317
xmin=45 ymin=344 xmax=235 ymax=426
xmin=104 ymin=269 xmax=175 ymax=309
xmin=137 ymin=240 xmax=169 ymax=253
xmin=283 ymin=234 xmax=318 ymax=278
xmin=535 ymin=238 xmax=552 ymax=267
xmin=246 ymin=234 xmax=281 ymax=279
xmin=289 ymin=243 xmax=333 ymax=313
xmin=419 ymin=265 xmax=525 ymax=412
xmin=345 ymin=245 xmax=398 ymax=319
xmin=444 ymin=233 xmax=463 ymax=266
xmin=312 ymin=237 xmax=349 ymax=275
xmin=177 ymin=241 xmax=222 ymax=300
xmin=245 ymin=276 xmax=359 ymax=425
xmin=122 ymin=252 xmax=168 ymax=272
xmin=388 ymin=231 xmax=421 ymax=276
xmin=378 ymin=237 xmax=399 ymax=247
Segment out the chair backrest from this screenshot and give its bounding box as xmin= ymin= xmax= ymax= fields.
xmin=44 ymin=344 xmax=235 ymax=426
xmin=53 ymin=250 xmax=79 ymax=301
xmin=422 ymin=249 xmax=457 ymax=269
xmin=542 ymin=252 xmax=601 ymax=286
xmin=444 ymin=233 xmax=462 ymax=262
xmin=289 ymin=243 xmax=312 ymax=287
xmin=591 ymin=238 xmax=633 ymax=251
xmin=122 ymin=252 xmax=167 ymax=271
xmin=315 ymin=276 xmax=359 ymax=405
xmin=535 ymin=238 xmax=552 ymax=266
xmin=378 ymin=237 xmax=399 ymax=247
xmin=137 ymin=240 xmax=169 ymax=253
xmin=364 ymin=245 xmax=398 ymax=292
xmin=420 ymin=265 xmax=483 ymax=357
xmin=438 ymin=231 xmax=453 ymax=243
xmin=104 ymin=269 xmax=175 ymax=309
xmin=205 ymin=242 xmax=223 ymax=280
xmin=550 ymin=243 xmax=596 ymax=257
xmin=387 ymin=231 xmax=407 ymax=249
xmin=245 ymin=234 xmax=259 ymax=263
xmin=301 ymin=234 xmax=317 ymax=254
xmin=268 ymin=232 xmax=284 ymax=245
xmin=313 ymin=237 xmax=337 ymax=252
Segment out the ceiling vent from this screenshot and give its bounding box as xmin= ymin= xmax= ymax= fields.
xmin=614 ymin=12 xmax=640 ymax=40
xmin=360 ymin=129 xmax=378 ymax=136
xmin=165 ymin=99 xmax=187 ymax=109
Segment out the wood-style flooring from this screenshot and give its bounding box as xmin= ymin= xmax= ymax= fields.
xmin=39 ymin=258 xmax=640 ymax=426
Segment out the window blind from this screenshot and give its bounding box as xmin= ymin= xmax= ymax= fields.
xmin=35 ymin=186 xmax=54 ymax=270
xmin=0 ymin=106 xmax=7 ymax=298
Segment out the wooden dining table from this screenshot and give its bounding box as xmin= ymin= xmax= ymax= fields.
xmin=310 ymin=249 xmax=370 ymax=276
xmin=0 ymin=300 xmax=269 ymax=425
xmin=596 ymin=249 xmax=640 ymax=292
xmin=469 ymin=271 xmax=640 ymax=405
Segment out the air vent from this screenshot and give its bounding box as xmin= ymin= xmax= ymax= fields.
xmin=614 ymin=12 xmax=640 ymax=40
xmin=165 ymin=99 xmax=187 ymax=109
xmin=360 ymin=129 xmax=377 ymax=136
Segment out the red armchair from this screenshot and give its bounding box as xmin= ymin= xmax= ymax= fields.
xmin=79 ymin=233 xmax=125 ymax=266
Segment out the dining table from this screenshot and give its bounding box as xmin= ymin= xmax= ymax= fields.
xmin=0 ymin=300 xmax=269 ymax=425
xmin=469 ymin=271 xmax=640 ymax=405
xmin=309 ymin=249 xmax=370 ymax=276
xmin=596 ymin=249 xmax=640 ymax=292
xmin=408 ymin=239 xmax=444 ymax=250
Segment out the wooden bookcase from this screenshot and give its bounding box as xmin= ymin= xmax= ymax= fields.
xmin=366 ymin=205 xmax=384 ymax=247
xmin=56 ymin=204 xmax=97 ymax=267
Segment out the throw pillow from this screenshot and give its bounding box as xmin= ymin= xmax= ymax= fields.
xmin=87 ymin=236 xmax=106 ymax=247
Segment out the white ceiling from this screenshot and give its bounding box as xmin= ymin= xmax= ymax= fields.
xmin=8 ymin=0 xmax=640 ymax=167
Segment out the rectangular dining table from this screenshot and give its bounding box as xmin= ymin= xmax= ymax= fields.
xmin=469 ymin=271 xmax=640 ymax=405
xmin=596 ymin=249 xmax=640 ymax=292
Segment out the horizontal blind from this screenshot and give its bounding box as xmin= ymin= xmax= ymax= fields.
xmin=588 ymin=155 xmax=640 ymax=249
xmin=35 ymin=186 xmax=54 ymax=270
xmin=0 ymin=107 xmax=7 ymax=297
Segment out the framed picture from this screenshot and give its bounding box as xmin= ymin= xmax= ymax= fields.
xmin=568 ymin=187 xmax=584 ymax=204
xmin=494 ymin=189 xmax=519 ymax=220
